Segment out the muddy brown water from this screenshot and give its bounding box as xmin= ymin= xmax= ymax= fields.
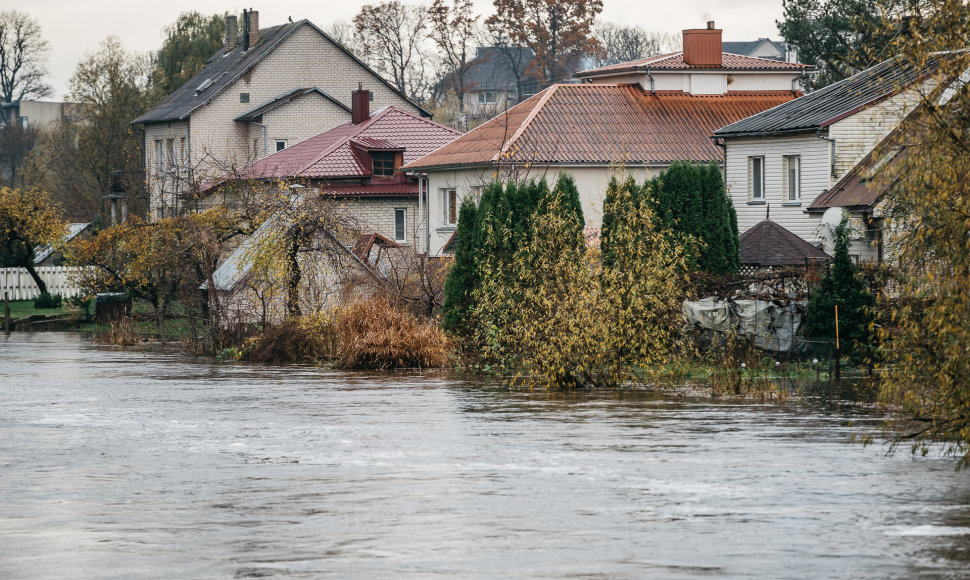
xmin=2 ymin=332 xmax=969 ymax=579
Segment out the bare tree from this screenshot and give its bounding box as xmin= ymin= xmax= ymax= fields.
xmin=0 ymin=11 xmax=52 ymax=102
xmin=593 ymin=23 xmax=680 ymax=67
xmin=353 ymin=1 xmax=431 ymax=102
xmin=325 ymin=21 xmax=360 ymax=56
xmin=428 ymin=0 xmax=481 ymax=115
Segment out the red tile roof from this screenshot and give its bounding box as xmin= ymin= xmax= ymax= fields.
xmin=578 ymin=51 xmax=811 ymax=77
xmin=319 ymin=181 xmax=419 ymax=197
xmin=403 ymin=84 xmax=798 ymax=170
xmin=239 ymin=106 xmax=462 ymax=180
xmin=739 ymin=220 xmax=831 ymax=267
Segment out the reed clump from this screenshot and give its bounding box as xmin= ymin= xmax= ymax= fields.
xmin=335 ymin=297 xmax=449 ymax=369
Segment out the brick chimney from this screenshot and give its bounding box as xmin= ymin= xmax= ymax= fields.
xmin=682 ymin=21 xmax=722 ymax=67
xmin=225 ymin=15 xmax=238 ymax=52
xmin=352 ymin=83 xmax=370 ymax=124
xmin=242 ymin=9 xmax=259 ymax=51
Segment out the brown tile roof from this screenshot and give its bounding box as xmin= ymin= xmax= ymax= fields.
xmin=577 ymin=51 xmax=811 ymax=77
xmin=739 ymin=220 xmax=831 ymax=267
xmin=808 ymin=122 xmax=911 ymax=213
xmin=402 ymin=84 xmax=798 ymax=170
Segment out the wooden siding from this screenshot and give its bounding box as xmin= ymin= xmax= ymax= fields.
xmin=725 ymin=134 xmax=830 ymax=244
xmin=827 ymin=88 xmax=921 ymax=178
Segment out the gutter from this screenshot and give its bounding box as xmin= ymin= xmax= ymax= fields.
xmin=816 ymin=128 xmax=837 ymax=179
xmin=646 ymin=68 xmax=655 ymax=94
xmin=248 ymin=121 xmax=268 ymax=158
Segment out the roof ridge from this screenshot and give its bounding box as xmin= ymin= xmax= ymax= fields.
xmin=296 ymin=107 xmax=393 ymax=174
xmin=377 ymin=105 xmax=463 ymax=137
xmin=495 ymin=85 xmax=559 ymax=162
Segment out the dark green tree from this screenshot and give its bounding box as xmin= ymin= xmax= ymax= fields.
xmin=778 ymin=0 xmax=901 ymax=90
xmin=600 ymin=175 xmax=641 ymax=268
xmin=442 ymin=197 xmax=479 ymax=334
xmin=698 ymin=164 xmax=739 ymax=275
xmin=803 ymin=216 xmax=874 ymax=354
xmin=153 ymin=12 xmax=226 ymax=95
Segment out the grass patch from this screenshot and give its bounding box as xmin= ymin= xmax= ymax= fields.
xmin=5 ymin=300 xmax=68 ymax=319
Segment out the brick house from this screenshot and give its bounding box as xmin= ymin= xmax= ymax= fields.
xmin=132 ymin=10 xmax=428 ymax=220
xmin=203 ymin=88 xmax=462 ymax=246
xmin=403 ymin=22 xmax=813 ymax=256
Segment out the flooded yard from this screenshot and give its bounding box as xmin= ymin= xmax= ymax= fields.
xmin=1 ymin=332 xmax=969 ymax=578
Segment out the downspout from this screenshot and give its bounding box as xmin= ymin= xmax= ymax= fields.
xmin=415 ymin=172 xmax=425 ymax=253
xmin=645 ymin=68 xmax=655 ymax=94
xmin=793 ymin=69 xmax=807 ymax=94
xmin=713 ymin=136 xmax=727 ymax=177
xmin=816 ymin=129 xmax=837 ymax=179
xmin=248 ymin=121 xmax=268 ymax=158
xmin=424 ymin=175 xmax=431 ymax=256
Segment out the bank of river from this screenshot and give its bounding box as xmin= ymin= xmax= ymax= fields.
xmin=2 ymin=332 xmax=969 ymax=578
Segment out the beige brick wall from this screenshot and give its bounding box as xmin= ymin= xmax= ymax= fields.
xmin=144 ymin=122 xmax=190 ymax=218
xmin=347 ymin=197 xmax=419 ymax=246
xmin=187 ymin=24 xmax=422 ymax=180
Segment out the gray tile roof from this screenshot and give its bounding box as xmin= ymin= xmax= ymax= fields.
xmin=714 ymin=52 xmax=960 ymax=138
xmin=722 ymin=39 xmax=787 ymax=60
xmin=133 ymin=20 xmax=428 ymax=125
xmin=234 ymin=88 xmax=349 ymax=122
xmin=739 ymin=219 xmax=831 ymax=267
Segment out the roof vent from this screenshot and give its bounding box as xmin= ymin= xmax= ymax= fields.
xmin=195 ymin=78 xmax=213 ymax=94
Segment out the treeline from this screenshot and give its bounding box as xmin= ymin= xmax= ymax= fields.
xmin=442 ymin=163 xmax=737 ymax=388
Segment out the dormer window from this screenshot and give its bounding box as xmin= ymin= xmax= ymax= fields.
xmin=372 ymin=151 xmax=397 ymax=176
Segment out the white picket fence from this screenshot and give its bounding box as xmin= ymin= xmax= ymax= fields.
xmin=0 ymin=266 xmax=90 ymax=300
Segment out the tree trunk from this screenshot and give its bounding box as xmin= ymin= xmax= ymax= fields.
xmin=286 ymin=241 xmax=302 ymax=317
xmin=24 ymin=264 xmax=48 ymax=295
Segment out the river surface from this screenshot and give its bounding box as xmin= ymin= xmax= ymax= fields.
xmin=2 ymin=333 xmax=970 ymax=579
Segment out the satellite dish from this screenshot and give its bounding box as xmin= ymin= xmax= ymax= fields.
xmin=818 ymin=207 xmax=845 ymax=251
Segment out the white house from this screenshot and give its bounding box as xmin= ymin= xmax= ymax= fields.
xmin=403 ymin=22 xmax=812 ymax=256
xmin=713 ymin=52 xmax=962 ymax=261
xmin=132 ymin=10 xmax=428 ymax=220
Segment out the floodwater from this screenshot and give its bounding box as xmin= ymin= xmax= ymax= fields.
xmin=2 ymin=333 xmax=969 ymax=579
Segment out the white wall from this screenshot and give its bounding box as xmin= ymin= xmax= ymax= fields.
xmin=580 ymin=70 xmax=801 ymax=94
xmin=724 ymin=134 xmax=830 ymax=244
xmin=422 ymin=164 xmax=663 ymax=256
xmin=827 ymin=88 xmax=921 ymax=177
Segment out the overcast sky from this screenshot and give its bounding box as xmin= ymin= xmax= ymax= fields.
xmin=7 ymin=0 xmax=786 ymax=100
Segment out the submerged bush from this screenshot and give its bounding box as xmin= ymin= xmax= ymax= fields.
xmin=243 ymin=311 xmax=337 ymax=364
xmin=336 ymin=297 xmax=449 ymax=369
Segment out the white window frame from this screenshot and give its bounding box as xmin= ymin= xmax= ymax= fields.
xmin=154 ymin=140 xmax=164 ymax=174
xmin=783 ymin=155 xmax=801 ymax=202
xmin=748 ymin=156 xmax=765 ymax=202
xmin=394 ymin=208 xmax=406 ymax=243
xmin=275 ymin=140 xmax=287 ymax=152
xmin=442 ymin=188 xmax=458 ymax=226
xmin=165 ymin=138 xmax=175 ymax=170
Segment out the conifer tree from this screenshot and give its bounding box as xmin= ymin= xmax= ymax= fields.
xmin=698 ymin=164 xmax=739 ymax=275
xmin=442 ymin=197 xmax=479 ymax=335
xmin=803 ymin=216 xmax=874 ymax=354
xmin=541 ymin=173 xmax=584 ymax=230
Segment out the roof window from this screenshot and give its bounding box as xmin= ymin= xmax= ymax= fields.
xmin=195 ymin=78 xmax=213 ymax=94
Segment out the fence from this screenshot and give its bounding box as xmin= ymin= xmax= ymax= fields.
xmin=0 ymin=266 xmax=90 ymax=300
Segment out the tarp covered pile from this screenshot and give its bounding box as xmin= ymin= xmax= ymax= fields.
xmin=683 ymin=298 xmax=808 ymax=352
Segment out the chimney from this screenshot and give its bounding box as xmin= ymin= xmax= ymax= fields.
xmin=682 ymin=21 xmax=722 ymax=67
xmin=352 ymin=83 xmax=370 ymax=124
xmin=247 ymin=10 xmax=260 ymax=49
xmin=225 ymin=15 xmax=238 ymax=52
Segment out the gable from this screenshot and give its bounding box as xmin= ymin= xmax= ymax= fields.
xmin=134 ymin=19 xmax=429 ymax=125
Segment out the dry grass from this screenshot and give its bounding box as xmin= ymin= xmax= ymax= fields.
xmin=93 ymin=316 xmax=140 ymax=346
xmin=244 ymin=312 xmax=337 ymax=364
xmin=335 ymin=297 xmax=449 ymax=369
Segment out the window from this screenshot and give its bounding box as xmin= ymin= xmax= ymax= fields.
xmin=166 ymin=138 xmax=175 ymax=169
xmin=470 ymin=185 xmax=483 ymax=200
xmin=394 ymin=208 xmax=406 ymax=243
xmin=240 ymin=93 xmax=250 ymax=103
xmin=442 ymin=188 xmax=458 ymax=226
xmin=275 ymin=140 xmax=287 ymax=152
xmin=783 ymin=155 xmax=801 ymax=202
xmin=748 ymin=156 xmax=765 ymax=201
xmin=478 ymin=91 xmax=498 ymax=104
xmin=179 ymin=137 xmax=186 ymax=166
xmin=154 ymin=140 xmax=163 ymax=173
xmin=372 ymin=151 xmax=396 ymax=176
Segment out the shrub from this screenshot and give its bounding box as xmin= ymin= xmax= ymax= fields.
xmin=33 ymin=292 xmax=62 ymax=309
xmin=336 ymin=298 xmax=449 ymax=369
xmin=243 ymin=311 xmax=337 ymax=364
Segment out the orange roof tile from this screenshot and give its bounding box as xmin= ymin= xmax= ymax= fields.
xmin=402 ymin=84 xmax=798 ymax=171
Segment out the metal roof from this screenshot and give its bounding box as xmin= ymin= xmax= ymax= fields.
xmin=577 ymin=51 xmax=809 ymax=78
xmin=739 ymin=219 xmax=831 ymax=266
xmin=33 ymin=222 xmax=91 ymax=264
xmin=234 ymin=88 xmax=349 ymax=122
xmin=402 ymin=84 xmax=798 ymax=170
xmin=133 ymin=20 xmax=429 ymax=125
xmin=722 ymin=39 xmax=788 ymax=61
xmin=715 ymin=52 xmax=961 ymax=137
